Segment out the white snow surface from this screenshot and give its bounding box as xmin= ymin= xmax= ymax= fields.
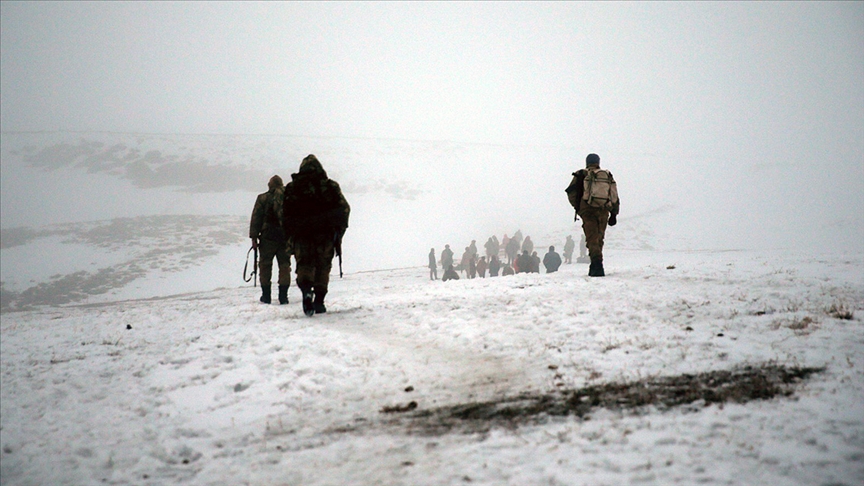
xmin=2 ymin=249 xmax=863 ymax=485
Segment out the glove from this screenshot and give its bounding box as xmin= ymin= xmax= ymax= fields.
xmin=608 ymin=214 xmax=617 ymax=226
xmin=251 ymin=237 xmax=258 ymax=250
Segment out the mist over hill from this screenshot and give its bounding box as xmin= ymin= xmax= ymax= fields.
xmin=1 ymin=130 xmax=861 ymax=311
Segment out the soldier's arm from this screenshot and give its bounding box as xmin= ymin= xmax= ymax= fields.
xmin=333 ymin=181 xmax=350 ymax=229
xmin=565 ymin=171 xmax=585 ymax=211
xmin=250 ymin=193 xmax=266 ymax=239
xmin=608 ymin=171 xmax=620 ymax=216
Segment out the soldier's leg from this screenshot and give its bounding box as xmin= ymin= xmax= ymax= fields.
xmin=581 ymin=208 xmax=609 ymax=276
xmin=312 ymin=241 xmax=335 ymax=313
xmin=596 ymin=210 xmax=609 ymax=260
xmin=293 ymin=240 xmax=318 ymax=316
xmin=257 ymin=240 xmax=278 ymax=303
xmin=294 ymin=245 xmax=314 ymax=292
xmin=274 ymin=244 xmax=292 ymax=304
xmin=580 ymin=209 xmax=601 ymax=276
xmin=580 ymin=210 xmax=601 ymax=260
xmin=274 ymin=245 xmax=292 ymax=286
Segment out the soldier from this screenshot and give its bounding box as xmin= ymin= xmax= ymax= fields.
xmin=522 ymin=235 xmax=534 ymax=255
xmin=442 ymin=263 xmax=460 ymax=281
xmin=531 ymin=251 xmax=541 ymax=273
xmin=441 ymin=244 xmax=454 ymax=269
xmin=488 ymin=254 xmax=501 ymax=276
xmin=460 ymin=247 xmax=472 ymax=277
xmin=468 ymin=240 xmax=478 ymax=260
xmin=565 ymin=153 xmax=619 ymax=276
xmin=282 ymin=155 xmax=350 ymax=316
xmin=477 ymin=256 xmax=488 ymax=278
xmin=505 ymin=236 xmax=520 ymax=265
xmin=577 ymin=234 xmax=589 ymax=263
xmin=484 ymin=237 xmax=497 ymax=260
xmin=250 ymin=175 xmax=291 ymax=304
xmin=428 ymin=248 xmax=438 ymax=280
xmin=563 ymin=235 xmax=575 ymax=264
xmin=543 ymin=246 xmax=562 ymax=273
xmin=516 ymin=250 xmax=533 ymax=274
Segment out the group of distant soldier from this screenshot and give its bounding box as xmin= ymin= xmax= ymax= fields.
xmin=250 ymin=153 xmax=618 ymax=316
xmin=429 ymin=231 xmax=568 ymax=281
xmin=431 ymin=152 xmax=619 ymax=281
xmin=248 ymin=155 xmax=350 ymax=317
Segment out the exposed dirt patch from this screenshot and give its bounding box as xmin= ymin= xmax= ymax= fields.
xmin=385 ymin=364 xmax=822 ymax=435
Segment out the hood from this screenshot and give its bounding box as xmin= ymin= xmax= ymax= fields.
xmin=296 ymin=154 xmax=328 ymax=179
xmin=268 ymin=175 xmax=284 ymax=190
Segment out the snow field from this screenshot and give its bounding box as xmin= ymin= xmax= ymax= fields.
xmin=1 ymin=249 xmax=862 ymax=485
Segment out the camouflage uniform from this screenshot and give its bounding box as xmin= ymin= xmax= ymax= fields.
xmin=563 ymin=236 xmax=575 ymax=264
xmin=250 ymin=175 xmax=291 ymax=303
xmin=440 ymin=245 xmax=454 ymax=269
xmin=282 ymin=155 xmax=350 ymax=315
xmin=565 ymin=154 xmax=620 ymax=277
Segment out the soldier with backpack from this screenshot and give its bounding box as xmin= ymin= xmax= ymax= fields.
xmin=250 ymin=175 xmax=292 ymax=304
xmin=565 ymin=153 xmax=620 ymax=277
xmin=282 ymin=155 xmax=350 ymax=316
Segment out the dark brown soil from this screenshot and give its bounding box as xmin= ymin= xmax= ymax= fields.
xmin=388 ymin=363 xmax=822 ymax=435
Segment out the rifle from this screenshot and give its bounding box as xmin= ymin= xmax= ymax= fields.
xmin=243 ymin=245 xmax=258 ymax=286
xmin=333 ymin=230 xmax=344 ymax=278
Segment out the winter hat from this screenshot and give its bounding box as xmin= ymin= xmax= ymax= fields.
xmin=586 ymin=153 xmax=600 ymax=167
xmin=268 ymin=175 xmax=283 ymax=189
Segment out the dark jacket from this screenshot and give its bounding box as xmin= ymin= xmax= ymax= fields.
xmin=282 ymin=156 xmax=350 ymax=242
xmin=250 ymin=177 xmax=286 ymax=243
xmin=442 ymin=265 xmax=460 ymax=281
xmin=543 ymin=251 xmax=562 ymax=273
xmin=489 ymin=256 xmax=501 ymax=276
xmin=516 ymin=252 xmax=533 ymax=274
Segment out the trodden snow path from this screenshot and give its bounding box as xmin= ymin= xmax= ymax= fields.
xmin=1 ymin=249 xmax=862 ymax=485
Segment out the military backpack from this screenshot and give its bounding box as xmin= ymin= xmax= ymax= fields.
xmin=582 ymin=167 xmax=619 ymax=210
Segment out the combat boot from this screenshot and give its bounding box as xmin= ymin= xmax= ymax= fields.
xmin=278 ymin=285 xmax=289 ymax=305
xmin=300 ymin=287 xmax=315 ymax=317
xmin=589 ymin=258 xmax=605 ymax=277
xmin=313 ymin=287 xmax=327 ymax=314
xmin=260 ymin=284 xmax=272 ymax=304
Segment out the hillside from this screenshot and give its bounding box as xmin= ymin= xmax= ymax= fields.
xmin=1 ymin=249 xmax=862 ymax=485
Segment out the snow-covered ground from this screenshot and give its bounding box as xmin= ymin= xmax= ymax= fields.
xmin=2 ymin=248 xmax=862 ymax=485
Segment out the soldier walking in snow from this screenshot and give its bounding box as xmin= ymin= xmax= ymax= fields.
xmin=460 ymin=247 xmax=472 ymax=277
xmin=428 ymin=248 xmax=438 ymax=280
xmin=563 ymin=235 xmax=575 ymax=264
xmin=250 ymin=175 xmax=292 ymax=304
xmin=566 ymin=153 xmax=619 ymax=276
xmin=282 ymin=155 xmax=350 ymax=316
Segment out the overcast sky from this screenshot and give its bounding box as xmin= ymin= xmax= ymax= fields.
xmin=2 ymin=2 xmax=863 ymax=256
xmin=2 ymin=2 xmax=861 ymax=152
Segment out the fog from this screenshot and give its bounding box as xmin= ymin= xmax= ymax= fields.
xmin=2 ymin=2 xmax=863 ymax=273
